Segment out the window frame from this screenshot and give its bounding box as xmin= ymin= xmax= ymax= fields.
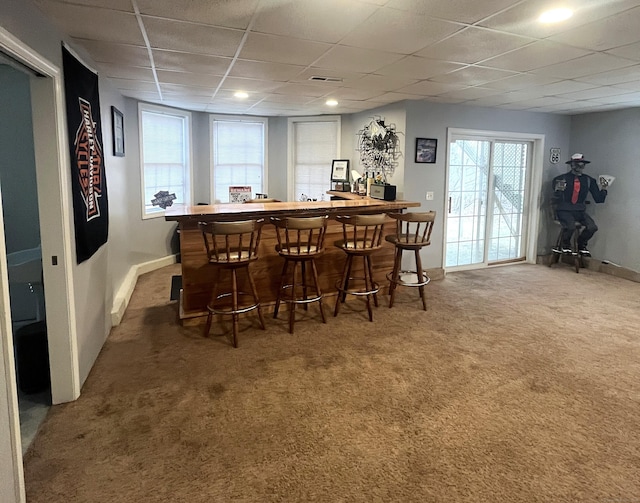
xmin=138 ymin=102 xmax=193 ymax=220
xmin=287 ymin=115 xmax=341 ymax=202
xmin=209 ymin=114 xmax=268 ymax=204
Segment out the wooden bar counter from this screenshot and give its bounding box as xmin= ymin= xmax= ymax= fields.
xmin=165 ymin=195 xmax=420 ymax=323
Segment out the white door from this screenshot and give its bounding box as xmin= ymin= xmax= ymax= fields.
xmin=446 ymin=135 xmax=532 ymax=270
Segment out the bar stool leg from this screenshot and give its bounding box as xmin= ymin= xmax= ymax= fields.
xmin=231 ymin=269 xmax=239 ymax=348
xmin=204 ymin=275 xmax=219 ymax=337
xmin=310 ymin=259 xmax=326 ymax=324
xmin=365 ymin=255 xmax=378 ymax=307
xmin=389 ymin=247 xmax=402 ymax=308
xmin=301 ymin=261 xmax=308 ymax=311
xmin=363 ymin=256 xmax=373 ymax=322
xmin=246 ymin=266 xmax=266 ymax=330
xmin=274 ymin=259 xmax=288 ymax=318
xmin=415 ymin=249 xmax=427 ymax=311
xmin=289 ymin=260 xmax=298 ymax=334
xmin=334 ymin=254 xmax=352 ymax=316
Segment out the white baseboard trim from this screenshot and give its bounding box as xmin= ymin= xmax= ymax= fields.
xmin=111 ymin=255 xmax=177 ymax=326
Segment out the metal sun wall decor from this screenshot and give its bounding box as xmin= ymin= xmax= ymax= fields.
xmin=356 ymin=116 xmax=402 ymax=182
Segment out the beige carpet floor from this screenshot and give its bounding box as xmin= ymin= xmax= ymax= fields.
xmin=23 ymin=263 xmax=640 ymax=502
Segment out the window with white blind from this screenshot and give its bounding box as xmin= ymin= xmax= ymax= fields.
xmin=139 ymin=104 xmax=192 ymax=218
xmin=211 ymin=116 xmax=267 ymax=203
xmin=288 ymin=116 xmax=340 ymax=202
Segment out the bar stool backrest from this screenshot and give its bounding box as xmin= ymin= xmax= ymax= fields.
xmin=199 ymin=219 xmax=264 ymax=264
xmin=388 ymin=211 xmax=436 ymax=246
xmin=336 ymin=213 xmax=386 ymax=251
xmin=271 ymin=215 xmax=328 ymax=256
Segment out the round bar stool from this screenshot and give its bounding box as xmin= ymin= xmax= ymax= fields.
xmin=198 ymin=219 xmax=266 ymax=347
xmin=271 ymin=215 xmax=328 ymax=333
xmin=333 ymin=213 xmax=387 ymax=322
xmin=385 ymin=211 xmax=436 ymax=310
xmin=549 ymin=217 xmax=585 ymax=273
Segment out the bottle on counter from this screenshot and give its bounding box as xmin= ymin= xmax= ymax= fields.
xmin=366 ymin=172 xmax=374 ymax=196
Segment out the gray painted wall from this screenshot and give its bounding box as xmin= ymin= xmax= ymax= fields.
xmin=0 ymin=65 xmax=40 ymax=254
xmin=569 ymin=108 xmax=640 ymax=272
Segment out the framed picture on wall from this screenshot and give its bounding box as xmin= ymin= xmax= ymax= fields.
xmin=111 ymin=106 xmax=125 ymax=157
xmin=415 ymin=138 xmax=437 ymax=164
xmin=331 ymin=159 xmax=350 ymax=182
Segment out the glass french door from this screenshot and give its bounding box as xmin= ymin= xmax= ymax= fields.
xmin=446 ymin=136 xmax=531 ymax=270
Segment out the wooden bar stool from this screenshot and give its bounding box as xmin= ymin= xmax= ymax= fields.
xmin=386 ymin=211 xmax=436 ymax=310
xmin=271 ymin=215 xmax=328 ymax=333
xmin=198 ymin=219 xmax=265 ymax=347
xmin=333 ymin=213 xmax=387 ymax=322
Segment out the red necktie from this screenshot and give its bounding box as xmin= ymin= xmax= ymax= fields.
xmin=571 ymin=177 xmax=580 ymax=204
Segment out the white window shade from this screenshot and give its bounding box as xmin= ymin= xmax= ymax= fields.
xmin=140 ymin=106 xmax=191 ymax=217
xmin=292 ymin=119 xmax=339 ymax=201
xmin=212 ymin=118 xmax=266 ymax=203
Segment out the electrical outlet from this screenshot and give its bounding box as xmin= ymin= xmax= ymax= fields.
xmin=426 ymin=191 xmax=434 ymax=200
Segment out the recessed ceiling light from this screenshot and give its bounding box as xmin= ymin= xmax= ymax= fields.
xmin=539 ymin=8 xmax=573 ymax=23
xmin=326 ymin=99 xmax=338 ymax=107
xmin=234 ymin=91 xmax=248 ymax=99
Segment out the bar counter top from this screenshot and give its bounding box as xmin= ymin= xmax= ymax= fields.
xmin=165 ymin=196 xmax=419 ymax=222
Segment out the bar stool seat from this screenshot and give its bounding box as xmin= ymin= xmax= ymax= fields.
xmin=385 ymin=211 xmax=436 ymax=310
xmin=199 ymin=219 xmax=265 ymax=347
xmin=271 ymin=215 xmax=328 ymax=333
xmin=333 ymin=213 xmax=387 ymax=322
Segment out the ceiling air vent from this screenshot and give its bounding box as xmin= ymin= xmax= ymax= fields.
xmin=309 ymin=76 xmax=343 ymax=83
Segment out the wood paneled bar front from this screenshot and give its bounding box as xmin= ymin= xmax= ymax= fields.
xmin=165 ymin=196 xmax=420 ymax=324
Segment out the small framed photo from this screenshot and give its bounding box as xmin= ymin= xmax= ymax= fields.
xmin=111 ymin=106 xmax=125 ymax=157
xmin=331 ymin=159 xmax=350 ymax=182
xmin=415 ymin=138 xmax=437 ymax=164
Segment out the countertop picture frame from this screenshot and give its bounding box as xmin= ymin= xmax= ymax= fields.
xmin=331 ymin=159 xmax=350 ymax=182
xmin=415 ymin=138 xmax=437 ymax=164
xmin=111 ymin=106 xmax=125 ymax=157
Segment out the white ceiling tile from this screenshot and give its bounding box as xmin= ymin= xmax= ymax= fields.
xmin=34 ymin=0 xmax=133 ymax=12
xmin=251 ymin=0 xmax=378 ymax=44
xmin=575 ymin=65 xmax=640 ymax=86
xmin=549 ymin=6 xmax=640 ymax=51
xmin=483 ymin=73 xmax=560 ymax=91
xmin=352 ymin=73 xmax=419 ymax=92
xmin=152 ymin=50 xmax=232 ymax=75
xmin=587 ymin=91 xmax=640 ymax=104
xmin=32 ymin=1 xmax=143 ymax=45
xmin=73 ymin=40 xmax=149 ymax=66
xmin=606 ymin=41 xmax=640 ymax=62
xmin=136 ymin=0 xmax=259 ymax=29
xmin=534 ymin=81 xmax=597 ymax=96
xmin=156 ymin=70 xmax=222 ymax=88
xmin=142 ymin=17 xmax=244 ymax=57
xmin=481 ymin=41 xmax=591 ymax=72
xmin=291 ymin=69 xmax=366 ymax=86
xmin=219 ymin=77 xmax=283 ymax=93
xmin=321 ymin=87 xmax=384 ymax=101
xmin=416 ymin=27 xmax=534 ymax=65
xmin=555 ymin=86 xmax=632 ymax=100
xmin=313 ymin=46 xmax=405 ymax=74
xmin=160 ymin=84 xmax=214 ymax=97
xmin=106 ymin=78 xmax=158 ymax=92
xmin=269 ymin=83 xmax=335 ymax=98
xmin=386 ymin=0 xmax=521 ymax=24
xmin=507 ymin=96 xmax=574 ymax=108
xmin=239 ymin=33 xmax=331 ymax=66
xmin=340 ymin=8 xmax=462 ymax=54
xmin=260 ymin=94 xmax=315 ymax=104
xmin=436 ymin=87 xmax=501 ymax=101
xmin=531 ymin=53 xmax=636 ymax=79
xmin=429 ymin=66 xmax=519 ymax=86
xmin=375 ymin=56 xmax=465 ymax=81
xmin=98 ymin=63 xmax=155 ymax=81
xmin=479 ymin=0 xmax=639 ymax=39
xmin=396 ymin=81 xmax=468 ymax=96
xmin=367 ymin=91 xmax=416 ymax=102
xmin=229 ymin=60 xmax=306 ymax=81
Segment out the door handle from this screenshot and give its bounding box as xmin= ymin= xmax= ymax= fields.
xmin=448 ymin=196 xmax=452 ymax=214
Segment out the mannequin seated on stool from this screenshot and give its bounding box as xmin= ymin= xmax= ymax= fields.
xmin=551 ymin=153 xmax=608 ymax=256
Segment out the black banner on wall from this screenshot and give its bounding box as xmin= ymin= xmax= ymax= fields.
xmin=62 ymin=46 xmax=109 ymax=263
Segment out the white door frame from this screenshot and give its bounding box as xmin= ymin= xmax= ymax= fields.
xmin=444 ymin=128 xmax=545 ymax=271
xmin=0 ymin=27 xmax=80 ymax=503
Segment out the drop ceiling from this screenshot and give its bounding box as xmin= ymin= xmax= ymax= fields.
xmin=33 ymin=0 xmax=640 ymax=116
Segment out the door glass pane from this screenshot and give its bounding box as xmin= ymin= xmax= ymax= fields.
xmin=487 ymin=142 xmax=528 ymax=262
xmin=445 ymin=139 xmax=489 ymax=268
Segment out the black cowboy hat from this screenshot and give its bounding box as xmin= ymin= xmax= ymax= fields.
xmin=566 ymin=153 xmax=590 ymax=164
